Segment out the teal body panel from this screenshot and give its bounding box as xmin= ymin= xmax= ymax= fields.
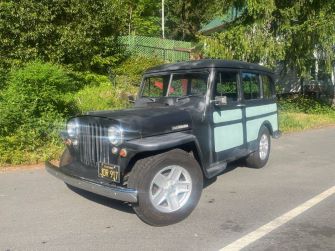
xmin=214 ymin=123 xmax=244 ymax=152
xmin=213 ymin=103 xmax=278 ymax=153
xmin=213 ymin=109 xmax=242 ymax=123
xmin=246 ymin=114 xmax=278 ymax=142
xmin=246 ymin=103 xmax=278 ymax=142
xmin=246 ymin=103 xmax=277 ymax=117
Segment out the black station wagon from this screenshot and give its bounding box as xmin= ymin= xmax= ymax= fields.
xmin=46 ymin=59 xmax=281 ymax=226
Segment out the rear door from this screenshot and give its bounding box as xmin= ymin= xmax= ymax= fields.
xmin=241 ymin=71 xmax=278 ymax=147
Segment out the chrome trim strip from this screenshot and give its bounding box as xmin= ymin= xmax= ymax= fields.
xmin=45 ymin=161 xmax=137 ymax=203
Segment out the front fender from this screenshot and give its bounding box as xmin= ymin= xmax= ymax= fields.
xmin=125 ymin=132 xmax=197 ymax=152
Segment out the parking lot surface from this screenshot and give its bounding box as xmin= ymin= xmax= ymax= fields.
xmin=0 ymin=127 xmax=334 ymax=251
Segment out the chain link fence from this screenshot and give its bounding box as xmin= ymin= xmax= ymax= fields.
xmin=120 ymin=35 xmax=193 ymax=62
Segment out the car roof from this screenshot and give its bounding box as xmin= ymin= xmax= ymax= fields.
xmin=145 ymin=59 xmax=273 ymax=74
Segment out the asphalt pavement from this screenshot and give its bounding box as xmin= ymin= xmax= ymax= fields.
xmin=0 ymin=127 xmax=334 ymax=251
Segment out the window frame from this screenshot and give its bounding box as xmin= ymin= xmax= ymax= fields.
xmin=240 ymin=71 xmax=262 ymax=101
xmin=260 ymin=74 xmax=275 ymax=99
xmin=212 ymin=69 xmax=241 ymax=103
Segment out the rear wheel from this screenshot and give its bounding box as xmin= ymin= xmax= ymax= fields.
xmin=128 ymin=149 xmax=203 ymax=226
xmin=246 ymin=126 xmax=271 ymax=169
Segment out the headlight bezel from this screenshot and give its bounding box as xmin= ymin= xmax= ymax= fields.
xmin=108 ymin=126 xmax=124 ymax=146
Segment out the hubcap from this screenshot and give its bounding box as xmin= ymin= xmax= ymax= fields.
xmin=149 ymin=165 xmax=192 ymax=213
xmin=259 ymin=134 xmax=269 ymax=160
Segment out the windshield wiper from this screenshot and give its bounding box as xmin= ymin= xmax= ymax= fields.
xmin=141 ymin=96 xmax=157 ymax=102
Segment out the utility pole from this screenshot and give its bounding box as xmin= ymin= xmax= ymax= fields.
xmin=162 ymin=0 xmax=165 ymax=39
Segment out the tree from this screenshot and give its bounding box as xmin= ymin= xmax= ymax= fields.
xmin=123 ymin=0 xmax=161 ymax=37
xmin=165 ymin=0 xmax=216 ymax=41
xmin=201 ymin=0 xmax=335 ymax=76
xmin=0 ymin=0 xmax=127 ymax=73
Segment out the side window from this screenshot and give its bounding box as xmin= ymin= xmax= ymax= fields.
xmin=215 ymin=71 xmax=238 ymax=102
xmin=168 ymin=72 xmax=208 ymax=97
xmin=261 ymin=75 xmax=273 ymax=99
xmin=242 ymin=72 xmax=260 ymax=100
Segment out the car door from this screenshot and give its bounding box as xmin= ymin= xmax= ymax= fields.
xmin=210 ymin=69 xmax=247 ymax=162
xmin=241 ymin=71 xmax=278 ymax=148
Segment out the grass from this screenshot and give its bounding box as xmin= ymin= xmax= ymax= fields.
xmin=279 ymin=111 xmax=335 ymax=133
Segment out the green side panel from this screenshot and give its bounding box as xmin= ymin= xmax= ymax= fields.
xmin=214 ymin=123 xmax=243 ymax=152
xmin=246 ymin=103 xmax=277 ymax=117
xmin=213 ymin=109 xmax=242 ymax=124
xmin=246 ymin=114 xmax=278 ymax=142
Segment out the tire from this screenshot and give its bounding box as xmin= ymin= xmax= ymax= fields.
xmin=128 ymin=149 xmax=203 ymax=226
xmin=245 ymin=126 xmax=271 ymax=169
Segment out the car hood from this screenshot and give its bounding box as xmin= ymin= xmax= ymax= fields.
xmin=86 ymin=106 xmax=192 ymax=138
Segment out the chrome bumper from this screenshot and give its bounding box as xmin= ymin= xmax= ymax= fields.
xmin=45 ymin=161 xmax=138 ymax=203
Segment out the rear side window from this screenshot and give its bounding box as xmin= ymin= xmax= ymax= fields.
xmin=215 ymin=71 xmax=238 ymax=102
xmin=261 ymin=75 xmax=273 ymax=99
xmin=242 ymin=72 xmax=260 ymax=100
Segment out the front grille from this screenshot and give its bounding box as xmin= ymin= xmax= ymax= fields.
xmin=78 ymin=123 xmax=111 ymax=167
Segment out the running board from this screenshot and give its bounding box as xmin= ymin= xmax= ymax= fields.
xmin=206 ymin=161 xmax=227 ymax=179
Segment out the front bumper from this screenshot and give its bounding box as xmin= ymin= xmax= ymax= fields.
xmin=45 ymin=161 xmax=138 ymax=203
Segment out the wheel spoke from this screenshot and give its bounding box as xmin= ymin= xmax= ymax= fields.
xmin=152 ymin=189 xmax=167 ymax=206
xmin=167 ymin=194 xmax=180 ymax=211
xmin=153 ymin=173 xmax=167 ymax=188
xmin=169 ymin=166 xmax=182 ymax=182
xmin=175 ymin=182 xmax=191 ymax=194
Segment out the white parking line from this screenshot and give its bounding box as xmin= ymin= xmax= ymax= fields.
xmin=219 ymin=185 xmax=335 ymax=251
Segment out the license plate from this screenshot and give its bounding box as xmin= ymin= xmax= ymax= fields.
xmin=98 ymin=164 xmax=120 ymax=183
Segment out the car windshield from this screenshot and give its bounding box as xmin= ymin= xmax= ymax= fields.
xmin=141 ymin=72 xmax=209 ymax=98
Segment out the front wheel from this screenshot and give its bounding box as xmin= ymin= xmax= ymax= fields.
xmin=245 ymin=126 xmax=271 ymax=169
xmin=128 ymin=149 xmax=203 ymax=226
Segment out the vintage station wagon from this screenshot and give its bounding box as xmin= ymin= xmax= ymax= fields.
xmin=46 ymin=59 xmax=281 ymax=226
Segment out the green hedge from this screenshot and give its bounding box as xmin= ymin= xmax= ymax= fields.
xmin=0 ymin=61 xmax=79 ymax=165
xmin=0 ymin=56 xmax=163 ymax=166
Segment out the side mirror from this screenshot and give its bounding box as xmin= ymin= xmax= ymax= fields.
xmin=212 ymin=96 xmax=227 ymax=106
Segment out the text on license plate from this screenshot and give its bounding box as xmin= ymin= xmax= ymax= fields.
xmin=98 ymin=164 xmax=120 ymax=183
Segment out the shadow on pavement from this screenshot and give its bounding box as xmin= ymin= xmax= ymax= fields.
xmin=66 ymin=184 xmax=135 ymax=214
xmin=203 ymin=160 xmax=244 ymax=189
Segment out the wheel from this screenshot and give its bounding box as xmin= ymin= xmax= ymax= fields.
xmin=128 ymin=149 xmax=203 ymax=226
xmin=245 ymin=126 xmax=271 ymax=169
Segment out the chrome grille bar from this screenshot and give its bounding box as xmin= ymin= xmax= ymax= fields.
xmin=78 ymin=123 xmax=109 ymax=167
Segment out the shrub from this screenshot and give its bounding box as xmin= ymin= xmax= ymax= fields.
xmin=0 ymin=61 xmax=78 ymax=135
xmin=0 ymin=56 xmax=164 ymax=166
xmin=0 ymin=61 xmax=79 ymax=165
xmin=278 ymin=95 xmax=335 ymax=114
xmin=113 ymin=55 xmax=164 ymax=87
xmin=75 ymin=75 xmax=137 ymax=112
xmin=74 ymin=56 xmax=163 ymax=113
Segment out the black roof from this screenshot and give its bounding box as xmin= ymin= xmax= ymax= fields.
xmin=145 ymin=59 xmax=273 ymax=74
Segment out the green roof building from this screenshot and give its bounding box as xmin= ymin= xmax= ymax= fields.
xmin=199 ymin=7 xmax=245 ymax=35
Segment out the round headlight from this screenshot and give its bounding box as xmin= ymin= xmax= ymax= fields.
xmin=108 ymin=126 xmax=123 ymax=145
xmin=67 ymin=119 xmax=79 ymax=138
